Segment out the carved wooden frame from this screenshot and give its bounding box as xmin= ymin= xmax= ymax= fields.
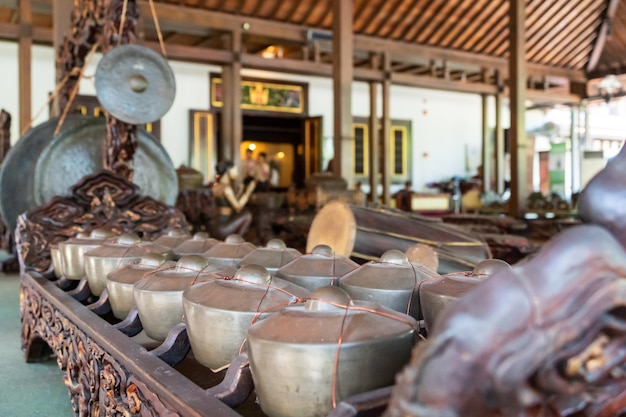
xmin=20 ymin=271 xmax=242 ymax=417
xmin=15 ymin=170 xmax=188 ymax=275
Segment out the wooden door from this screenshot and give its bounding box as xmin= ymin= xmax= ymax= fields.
xmin=304 ymin=116 xmax=323 ymax=178
xmin=188 ymin=110 xmax=218 ymax=184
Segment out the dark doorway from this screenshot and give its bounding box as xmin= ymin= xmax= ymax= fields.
xmin=242 ymin=114 xmax=303 ymax=189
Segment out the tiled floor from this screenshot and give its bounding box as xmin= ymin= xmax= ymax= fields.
xmin=0 ymin=273 xmax=74 ymax=417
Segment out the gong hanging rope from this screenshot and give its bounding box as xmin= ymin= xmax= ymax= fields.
xmin=117 ymin=0 xmax=129 ymax=46
xmin=148 ymin=0 xmax=167 ymax=57
xmin=21 ymin=67 xmax=80 ymax=136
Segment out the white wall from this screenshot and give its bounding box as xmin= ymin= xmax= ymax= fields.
xmin=240 ymin=69 xmax=484 ymax=191
xmin=0 ymin=41 xmax=19 ymax=143
xmin=0 ymin=42 xmax=485 ymax=191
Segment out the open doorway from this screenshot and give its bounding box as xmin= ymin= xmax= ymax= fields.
xmin=231 ymin=113 xmax=321 ymax=189
xmin=188 ymin=110 xmax=322 ymax=187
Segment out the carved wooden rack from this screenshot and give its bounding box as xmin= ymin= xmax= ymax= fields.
xmin=20 ymin=271 xmax=391 ymax=417
xmin=16 ymin=171 xmax=390 ymax=417
xmin=21 ymin=271 xmax=247 ymax=416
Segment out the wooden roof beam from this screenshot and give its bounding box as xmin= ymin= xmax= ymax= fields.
xmin=136 ymin=1 xmax=309 ymax=42
xmin=586 ymin=0 xmax=620 ymax=73
xmin=353 ymin=35 xmax=587 ymax=82
xmin=0 ymin=21 xmax=50 ymax=42
xmin=588 ymin=63 xmax=626 ymax=79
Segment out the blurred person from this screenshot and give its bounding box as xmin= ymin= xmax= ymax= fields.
xmin=255 ymin=152 xmax=271 ymax=192
xmin=394 ymin=180 xmax=414 ymax=212
xmin=242 ymin=148 xmax=256 ymax=186
xmin=211 ymin=160 xmax=256 ymax=239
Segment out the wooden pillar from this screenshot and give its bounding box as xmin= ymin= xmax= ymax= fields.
xmin=495 ymin=91 xmax=505 ymax=194
xmin=570 ymin=105 xmax=581 ymax=196
xmin=220 ymin=62 xmax=233 ymax=162
xmin=231 ymin=30 xmax=242 ymax=168
xmin=481 ymin=94 xmax=490 ymax=193
xmin=381 ymin=51 xmax=391 ymax=205
xmin=368 ymin=54 xmax=379 ymax=203
xmin=51 ymin=0 xmax=73 ymax=117
xmin=18 ymin=0 xmax=32 ymax=134
xmin=509 ymin=0 xmax=527 ymax=216
xmin=583 ymin=101 xmax=590 ymax=148
xmin=332 ymin=0 xmax=353 ymax=182
xmin=220 ymin=31 xmax=242 ymax=166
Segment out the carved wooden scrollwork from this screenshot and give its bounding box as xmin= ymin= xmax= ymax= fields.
xmin=15 ymin=170 xmax=188 ymax=275
xmin=20 ymin=278 xmax=181 ymax=416
xmin=55 ymin=0 xmax=107 ymax=114
xmin=102 ymin=0 xmax=139 ymax=179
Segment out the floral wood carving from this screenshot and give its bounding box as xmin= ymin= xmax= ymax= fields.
xmin=15 ymin=170 xmax=188 ymax=275
xmin=20 ymin=278 xmax=181 ymax=416
xmin=55 ymin=0 xmax=107 ymax=114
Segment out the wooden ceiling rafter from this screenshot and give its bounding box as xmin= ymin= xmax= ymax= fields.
xmin=399 ymin=0 xmax=440 ymax=42
xmin=549 ymin=22 xmax=599 ymax=69
xmin=280 ymin=1 xmax=302 ymax=23
xmin=352 ymin=0 xmax=371 ymax=33
xmin=238 ymin=0 xmax=256 ymax=15
xmin=439 ymin=0 xmax=485 ymax=47
xmin=193 ymin=35 xmax=219 ymax=48
xmin=449 ymin=0 xmax=503 ymax=50
xmin=355 ymin=1 xmax=381 ymax=34
xmin=412 ymin=0 xmax=452 ymax=44
xmin=366 ymin=0 xmax=404 ymax=38
xmin=391 ymin=62 xmax=418 ymax=72
xmin=463 ymin=1 xmax=508 ymax=53
xmin=318 ymin=1 xmax=333 ymax=28
xmin=418 ymin=0 xmax=462 ymax=45
xmin=525 ymin=0 xmax=558 ymax=34
xmin=569 ymin=45 xmax=596 ymax=70
xmin=587 ymin=0 xmax=620 ymax=72
xmin=265 ymin=1 xmax=283 ymax=21
xmin=387 ymin=0 xmax=424 ymax=39
xmin=7 ymin=0 xmax=626 ymax=98
xmin=248 ymin=0 xmax=264 ymax=19
xmin=292 ymin=0 xmax=317 ymax=26
xmin=525 ymin=0 xmax=589 ymax=63
xmin=309 ymin=0 xmax=330 ymax=28
xmin=471 ymin=7 xmax=509 ymax=55
xmin=532 ymin=3 xmax=601 ymax=65
xmin=483 ymin=26 xmax=509 ymax=57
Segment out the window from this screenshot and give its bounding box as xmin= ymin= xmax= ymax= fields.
xmin=352 ymin=118 xmax=412 ymax=182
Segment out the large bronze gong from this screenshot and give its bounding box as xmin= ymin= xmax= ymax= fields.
xmin=0 ymin=115 xmax=177 ymax=231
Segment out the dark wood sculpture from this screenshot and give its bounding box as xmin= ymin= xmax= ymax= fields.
xmin=15 ymin=170 xmax=188 ymax=275
xmin=578 ymin=144 xmax=626 ymax=250
xmin=384 ymin=225 xmax=626 ymax=417
xmin=0 ymin=108 xmax=11 ymax=162
xmin=56 ymin=0 xmax=139 ymax=180
xmin=0 ymin=109 xmax=10 ymax=249
xmin=102 ymin=0 xmax=139 ymax=179
xmin=175 ymin=187 xmax=217 ymax=235
xmin=55 ymin=0 xmax=106 ymax=114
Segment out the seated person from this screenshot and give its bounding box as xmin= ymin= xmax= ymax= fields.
xmin=210 ymin=160 xmax=256 ymax=240
xmin=394 ymin=180 xmax=414 ymax=212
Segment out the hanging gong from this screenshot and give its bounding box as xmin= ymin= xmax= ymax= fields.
xmin=95 ymin=44 xmax=176 ymax=124
xmin=0 ymin=116 xmax=178 ymax=232
xmin=0 ymin=115 xmax=93 ymax=231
